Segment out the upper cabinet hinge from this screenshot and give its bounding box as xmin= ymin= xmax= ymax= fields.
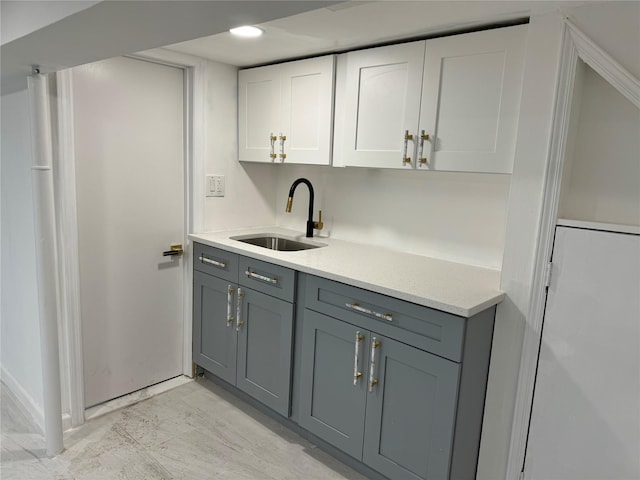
xmin=544 ymin=261 xmax=553 ymax=288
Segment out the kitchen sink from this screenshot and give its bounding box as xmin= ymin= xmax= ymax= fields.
xmin=231 ymin=234 xmax=325 ymax=252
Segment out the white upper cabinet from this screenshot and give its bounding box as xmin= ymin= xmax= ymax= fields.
xmin=419 ymin=25 xmax=526 ymax=173
xmin=335 ymin=25 xmax=527 ymax=173
xmin=238 ymin=64 xmax=281 ymax=163
xmin=338 ymin=41 xmax=426 ymax=169
xmin=238 ymin=55 xmax=335 ymax=165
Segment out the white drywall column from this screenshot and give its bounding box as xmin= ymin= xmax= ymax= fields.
xmin=477 ymin=12 xmax=565 ymax=480
xmin=28 ymin=73 xmax=64 ymax=457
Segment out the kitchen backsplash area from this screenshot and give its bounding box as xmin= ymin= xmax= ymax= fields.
xmin=274 ymin=164 xmax=510 ymax=270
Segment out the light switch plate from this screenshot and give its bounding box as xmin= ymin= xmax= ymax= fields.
xmin=206 ymin=175 xmax=225 ymax=197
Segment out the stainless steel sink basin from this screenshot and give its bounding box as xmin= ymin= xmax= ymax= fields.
xmin=231 ymin=235 xmax=324 ymax=252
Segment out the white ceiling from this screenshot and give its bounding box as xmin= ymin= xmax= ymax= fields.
xmin=165 ymin=1 xmax=588 ymax=67
xmin=0 ymin=1 xmax=339 ymax=94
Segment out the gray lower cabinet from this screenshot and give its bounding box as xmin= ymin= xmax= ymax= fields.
xmin=299 ymin=310 xmax=459 ymax=479
xmin=193 ymin=243 xmax=294 ymax=417
xmin=193 ymin=244 xmax=495 ymax=480
xmin=235 ymin=287 xmax=293 ymax=415
xmin=297 ymin=274 xmax=495 ymax=480
xmin=193 ymin=271 xmax=237 ymax=384
xmin=298 ymin=311 xmax=368 ymax=458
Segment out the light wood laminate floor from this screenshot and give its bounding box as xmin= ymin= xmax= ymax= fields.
xmin=1 ymin=378 xmax=367 ymax=479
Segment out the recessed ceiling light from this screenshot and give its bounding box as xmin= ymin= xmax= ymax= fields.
xmin=229 ymin=26 xmax=263 ymax=38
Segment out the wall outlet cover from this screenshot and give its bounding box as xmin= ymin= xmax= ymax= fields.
xmin=206 ymin=175 xmax=225 ymax=197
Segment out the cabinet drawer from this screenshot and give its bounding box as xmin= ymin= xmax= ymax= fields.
xmin=193 ymin=243 xmax=238 ymax=283
xmin=239 ymin=256 xmax=295 ymax=302
xmin=303 ymin=274 xmax=465 ymax=362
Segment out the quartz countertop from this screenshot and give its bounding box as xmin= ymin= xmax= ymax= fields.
xmin=188 ymin=227 xmax=505 ymax=318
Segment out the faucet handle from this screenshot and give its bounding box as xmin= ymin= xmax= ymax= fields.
xmin=314 ymin=210 xmax=324 ymax=231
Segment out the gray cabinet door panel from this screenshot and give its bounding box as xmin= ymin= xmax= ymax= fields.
xmin=193 ymin=271 xmax=237 ymax=384
xmin=236 ymin=287 xmax=294 ymax=417
xmin=299 ymin=310 xmax=368 ymax=459
xmin=363 ymin=335 xmax=460 ymax=480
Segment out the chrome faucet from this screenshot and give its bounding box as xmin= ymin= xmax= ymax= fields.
xmin=285 ymin=178 xmax=323 ymax=238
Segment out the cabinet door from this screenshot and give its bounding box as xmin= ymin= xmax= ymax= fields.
xmin=238 ymin=64 xmax=281 ymax=162
xmin=280 ymin=55 xmax=335 ymax=165
xmin=363 ymin=335 xmax=460 ymax=480
xmin=193 ymin=271 xmax=237 ymax=384
xmin=298 ymin=310 xmax=368 ymax=459
xmin=418 ymin=25 xmax=526 ymax=173
xmin=339 ymin=41 xmax=425 ymax=169
xmin=236 ymin=287 xmax=294 ymax=417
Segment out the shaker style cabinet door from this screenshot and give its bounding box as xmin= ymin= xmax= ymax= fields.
xmin=418 ymin=25 xmax=526 ymax=173
xmin=238 ymin=64 xmax=281 ymax=162
xmin=298 ymin=310 xmax=369 ymax=459
xmin=338 ymin=41 xmax=425 ymax=169
xmin=238 ymin=56 xmax=335 ymax=165
xmin=235 ymin=287 xmax=294 ymax=417
xmin=193 ymin=271 xmax=237 ymax=384
xmin=362 ymin=335 xmax=460 ymax=480
xmin=279 ymin=56 xmax=335 ymax=165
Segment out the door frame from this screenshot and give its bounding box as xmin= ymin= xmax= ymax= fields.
xmin=505 ymin=19 xmax=640 ymax=479
xmin=54 ymin=49 xmax=207 ymax=428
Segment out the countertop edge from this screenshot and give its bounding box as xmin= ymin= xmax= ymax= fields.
xmin=188 ymin=229 xmax=505 ymax=318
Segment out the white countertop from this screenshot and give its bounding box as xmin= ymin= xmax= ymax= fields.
xmin=189 ymin=227 xmax=505 ymax=318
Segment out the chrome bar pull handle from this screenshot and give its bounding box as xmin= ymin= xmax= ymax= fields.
xmin=353 ymin=331 xmax=365 ymax=386
xmin=418 ymin=130 xmax=430 ymax=168
xmin=199 ymin=256 xmax=226 ymax=269
xmin=236 ymin=288 xmax=245 ymax=331
xmin=226 ymin=285 xmax=236 ymax=326
xmin=346 ymin=302 xmax=393 ymax=322
xmin=369 ymin=337 xmax=381 ymax=393
xmin=270 ymin=133 xmax=277 ymax=161
xmin=402 ymin=130 xmax=414 ymax=166
xmin=245 ymin=269 xmax=278 ymax=285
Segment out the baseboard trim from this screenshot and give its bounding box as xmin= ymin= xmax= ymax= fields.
xmin=1 ymin=364 xmax=45 ymax=433
xmin=84 ymin=375 xmax=192 ymax=422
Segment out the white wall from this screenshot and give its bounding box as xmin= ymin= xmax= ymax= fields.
xmin=0 ymin=82 xmax=45 ymax=427
xmin=566 ymin=1 xmax=640 ymax=82
xmin=477 ymin=13 xmax=565 ymax=479
xmin=201 ymin=60 xmax=277 ymax=233
xmin=275 ymin=165 xmax=510 ymax=269
xmin=559 ymin=62 xmax=640 ymax=226
xmin=479 ymin=4 xmax=640 ymax=479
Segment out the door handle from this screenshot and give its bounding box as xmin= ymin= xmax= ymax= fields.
xmin=418 ymin=130 xmax=431 ymax=168
xmin=368 ymin=337 xmax=381 ymax=393
xmin=227 ymin=285 xmax=236 ymax=326
xmin=353 ymin=331 xmax=364 ymax=386
xmin=236 ymin=288 xmax=245 ymax=331
xmin=163 ymin=244 xmax=184 ymax=256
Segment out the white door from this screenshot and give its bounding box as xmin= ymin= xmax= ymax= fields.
xmin=339 ymin=41 xmax=425 ymax=169
xmin=525 ymin=226 xmax=640 ymax=479
xmin=419 ymin=25 xmax=526 ymax=173
xmin=72 ymin=56 xmax=185 ymax=408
